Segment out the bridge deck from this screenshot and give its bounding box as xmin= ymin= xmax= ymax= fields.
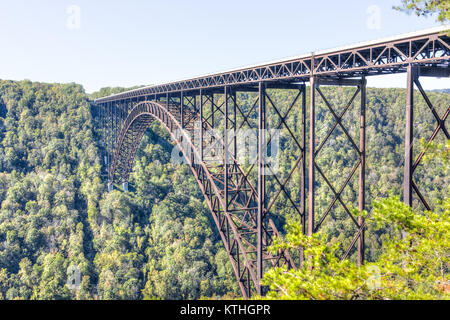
xmin=95 ymin=26 xmax=450 ymax=104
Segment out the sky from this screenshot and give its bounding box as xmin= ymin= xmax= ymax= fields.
xmin=0 ymin=0 xmax=448 ymax=93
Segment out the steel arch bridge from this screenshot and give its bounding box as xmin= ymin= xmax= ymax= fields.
xmin=95 ymin=26 xmax=450 ymax=298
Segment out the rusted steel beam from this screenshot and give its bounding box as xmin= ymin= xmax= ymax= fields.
xmin=224 ymin=86 xmax=230 ymax=215
xmin=418 ymin=66 xmax=450 ymax=78
xmin=308 ymin=76 xmax=316 ymax=237
xmin=181 ymin=91 xmax=184 ymax=128
xmin=257 ymin=82 xmax=266 ymax=295
xmin=404 ymin=65 xmax=418 ymax=207
xmin=358 ymin=77 xmax=366 ymax=266
xmin=300 ymin=84 xmax=306 ymax=266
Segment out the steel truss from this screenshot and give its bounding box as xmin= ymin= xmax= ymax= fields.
xmin=95 ymin=27 xmax=449 ymax=298
xmin=308 ymin=77 xmax=367 ymax=265
xmin=404 ymin=65 xmax=450 ymax=211
xmin=96 ymin=29 xmax=449 ymax=104
xmin=105 ymin=92 xmax=298 ymax=298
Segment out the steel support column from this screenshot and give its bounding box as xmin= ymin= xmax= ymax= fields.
xmin=108 ymin=101 xmax=113 ymax=190
xmin=107 ymin=102 xmax=111 ymax=171
xmin=103 ymin=103 xmax=107 ymax=166
xmin=211 ymin=93 xmax=215 ymax=129
xmin=181 ymin=91 xmax=184 ymax=128
xmin=232 ymin=90 xmax=237 ymax=159
xmin=358 ymin=77 xmax=367 ymax=266
xmin=200 ymin=89 xmax=204 ymax=162
xmin=404 ymin=65 xmax=418 ymax=207
xmin=300 ymin=84 xmax=306 ymax=265
xmin=224 ymin=86 xmax=230 ymax=213
xmin=257 ymin=82 xmax=266 ymax=294
xmin=404 ymin=66 xmax=449 ymax=211
xmin=308 ymin=77 xmax=316 ymax=237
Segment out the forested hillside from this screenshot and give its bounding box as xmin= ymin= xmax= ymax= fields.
xmin=0 ymin=79 xmax=448 ymax=300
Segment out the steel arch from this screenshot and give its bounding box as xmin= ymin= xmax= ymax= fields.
xmin=108 ymin=100 xmax=295 ymax=298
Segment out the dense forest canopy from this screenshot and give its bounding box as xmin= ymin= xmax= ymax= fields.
xmin=0 ymin=79 xmax=448 ymax=300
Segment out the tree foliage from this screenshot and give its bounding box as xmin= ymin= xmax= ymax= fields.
xmin=262 ymin=196 xmax=449 ymax=300
xmin=0 ymin=80 xmax=236 ymax=299
xmin=0 ymin=79 xmax=448 ymax=300
xmin=394 ymin=0 xmax=450 ymax=22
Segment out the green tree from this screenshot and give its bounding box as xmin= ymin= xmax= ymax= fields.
xmin=262 ymin=197 xmax=449 ymax=299
xmin=0 ymin=79 xmax=448 ymax=300
xmin=394 ymin=0 xmax=449 ymax=22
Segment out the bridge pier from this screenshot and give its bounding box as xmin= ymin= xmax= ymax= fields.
xmin=257 ymin=82 xmax=266 ymax=295
xmin=181 ymin=91 xmax=184 ymax=128
xmin=199 ymin=89 xmax=204 ymax=162
xmin=403 ymin=65 xmax=450 ymax=211
xmin=309 ymin=76 xmax=367 ymax=265
xmin=358 ymin=76 xmax=367 ymax=266
xmin=308 ymin=76 xmax=316 ymax=238
xmin=404 ymin=64 xmax=417 ymax=208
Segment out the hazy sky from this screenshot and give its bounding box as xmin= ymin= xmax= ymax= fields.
xmin=0 ymin=0 xmax=448 ymax=93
